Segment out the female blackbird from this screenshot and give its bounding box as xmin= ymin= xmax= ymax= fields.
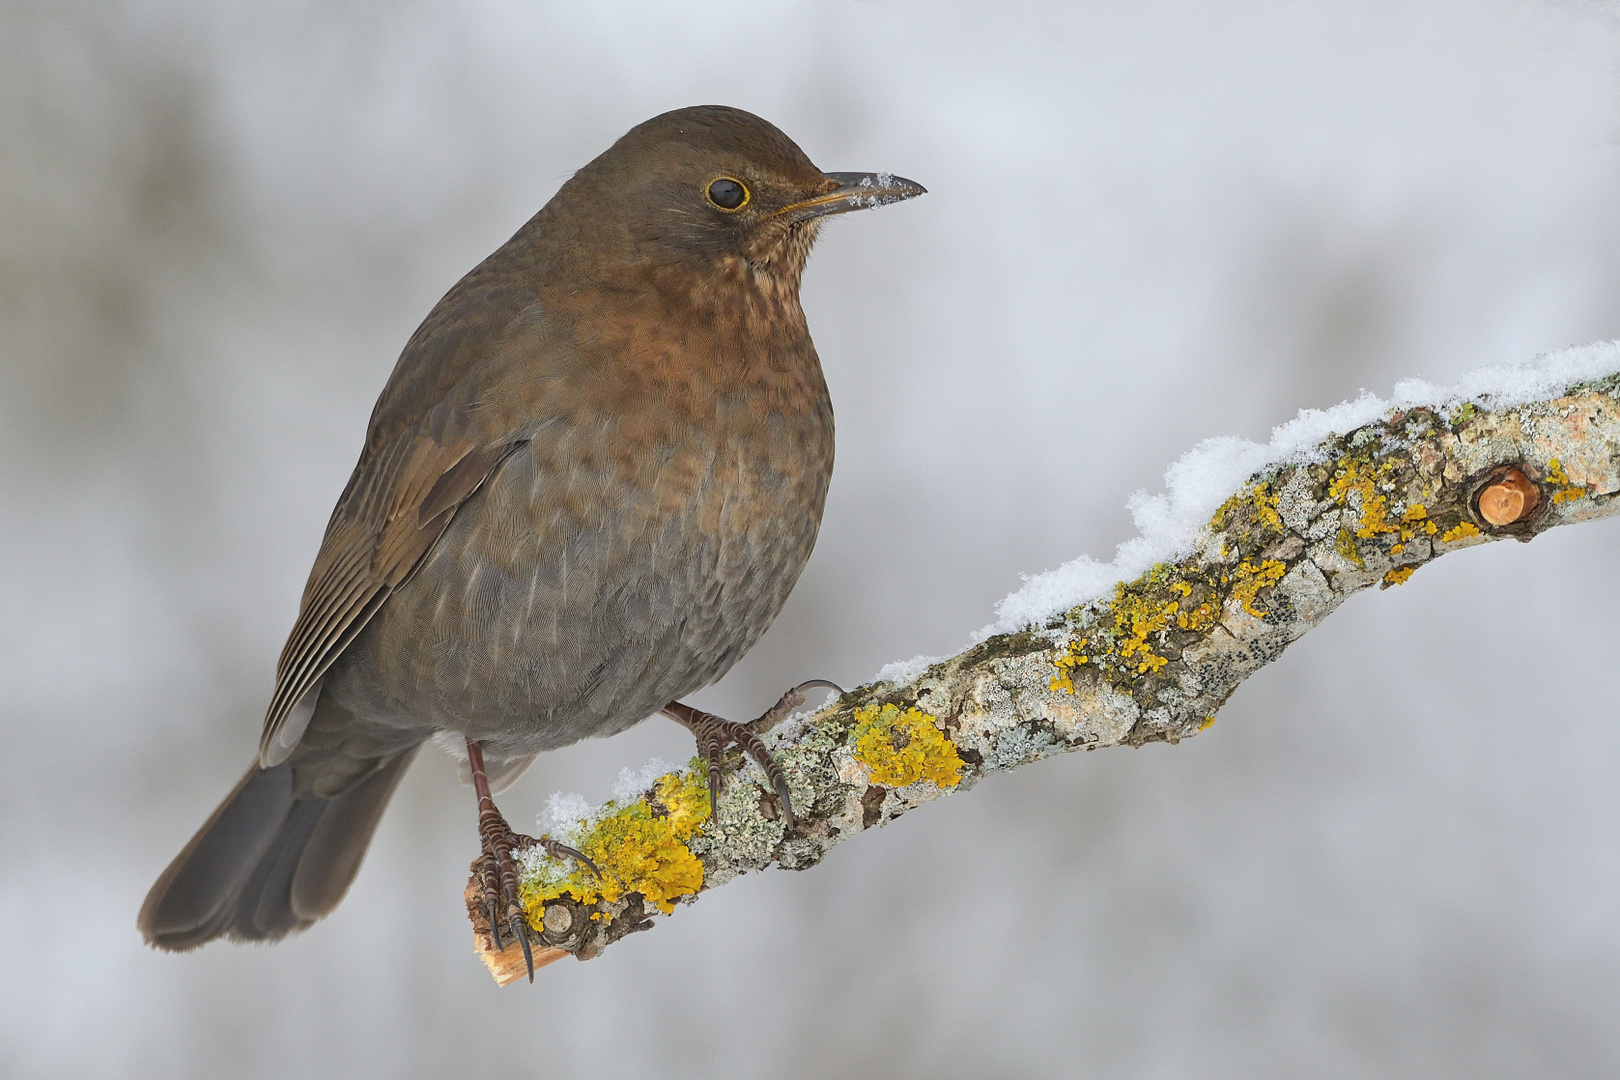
xmin=137 ymin=105 xmax=924 ymax=973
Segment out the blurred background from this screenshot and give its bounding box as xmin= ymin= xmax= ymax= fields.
xmin=6 ymin=0 xmax=1620 ymax=1075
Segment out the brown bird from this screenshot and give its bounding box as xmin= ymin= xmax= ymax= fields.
xmin=137 ymin=105 xmax=924 ymax=975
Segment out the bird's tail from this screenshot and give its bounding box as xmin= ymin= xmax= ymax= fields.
xmin=138 ymin=723 xmax=422 ymax=951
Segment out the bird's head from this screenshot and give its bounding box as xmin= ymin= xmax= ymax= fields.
xmin=547 ymin=105 xmax=925 ymax=293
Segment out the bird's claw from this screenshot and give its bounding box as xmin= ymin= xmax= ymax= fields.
xmin=472 ymin=818 xmax=534 ymax=979
xmin=474 ymin=828 xmax=600 ymax=981
xmin=749 ymin=679 xmax=843 ymax=734
xmin=535 ymin=835 xmax=600 ymax=880
xmin=664 ymin=680 xmax=842 ymax=830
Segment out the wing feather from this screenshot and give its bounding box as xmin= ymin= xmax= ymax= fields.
xmin=257 ymin=436 xmax=525 ymax=766
xmin=256 ymin=264 xmax=558 ymax=765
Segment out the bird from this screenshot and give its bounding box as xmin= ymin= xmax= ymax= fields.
xmin=137 ymin=105 xmax=924 ymax=977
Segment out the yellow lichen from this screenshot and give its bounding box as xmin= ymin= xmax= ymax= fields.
xmin=1109 ymin=576 xmax=1184 ymax=673
xmin=1329 ymin=464 xmax=1436 ymax=567
xmin=519 ymin=765 xmax=712 ymax=922
xmin=651 ymin=770 xmax=711 ymax=839
xmin=1177 ymin=599 xmax=1219 ymax=631
xmin=1329 ymin=460 xmax=1399 ymax=539
xmin=1051 ymin=580 xmax=1181 ymax=685
xmin=1229 ymin=558 xmax=1287 ymax=618
xmin=851 ymin=703 xmax=963 ymax=789
xmin=1335 ymin=527 xmax=1364 ymax=568
xmin=1387 ymin=506 xmax=1435 ymax=559
xmin=1546 ymin=458 xmax=1588 ymax=504
xmin=1382 ymin=566 xmax=1416 ymax=587
xmin=1049 ymin=638 xmax=1089 ymax=693
xmin=1439 ymin=521 xmax=1481 ymax=543
xmin=1050 ymin=558 xmax=1280 ymax=692
xmin=1211 ymin=481 xmax=1284 ymax=537
xmin=1115 ymin=588 xmax=1177 ymax=674
xmin=1402 ymin=504 xmax=1439 ymax=536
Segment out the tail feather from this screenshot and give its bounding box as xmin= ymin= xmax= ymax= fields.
xmin=236 ymin=796 xmax=327 ymax=941
xmin=292 ymin=759 xmax=416 ymax=920
xmin=139 ymin=746 xmax=419 ymax=951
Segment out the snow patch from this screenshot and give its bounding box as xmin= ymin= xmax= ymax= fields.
xmin=612 ymin=757 xmax=674 ymax=802
xmin=875 ymin=654 xmax=942 ymax=684
xmin=539 ymin=790 xmax=594 ymax=839
xmin=533 ymin=757 xmax=675 ymax=840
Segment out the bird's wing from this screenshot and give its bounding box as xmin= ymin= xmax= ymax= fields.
xmin=258 ymin=432 xmax=522 ymax=766
xmin=258 ymin=267 xmax=554 ymax=766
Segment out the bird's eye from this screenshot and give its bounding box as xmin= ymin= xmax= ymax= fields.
xmin=705 ymin=177 xmax=749 ymax=211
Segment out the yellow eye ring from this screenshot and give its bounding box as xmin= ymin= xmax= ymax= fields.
xmin=705 ymin=176 xmax=749 ymax=212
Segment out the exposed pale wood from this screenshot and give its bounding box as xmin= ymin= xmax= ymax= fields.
xmin=463 ymin=878 xmax=567 ymax=986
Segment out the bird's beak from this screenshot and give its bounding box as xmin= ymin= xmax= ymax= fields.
xmin=780 ymin=172 xmax=927 ymax=220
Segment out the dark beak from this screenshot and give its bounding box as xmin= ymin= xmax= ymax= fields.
xmin=781 ymin=171 xmax=927 ymax=220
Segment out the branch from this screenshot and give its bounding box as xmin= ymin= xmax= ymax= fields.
xmin=470 ymin=356 xmax=1620 ymax=985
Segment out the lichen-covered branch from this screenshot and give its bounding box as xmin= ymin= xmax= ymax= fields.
xmin=470 ymin=371 xmax=1620 ymax=985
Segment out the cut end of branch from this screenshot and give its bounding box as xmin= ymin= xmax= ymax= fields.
xmin=1475 ymin=466 xmax=1542 ymax=527
xmin=464 ymin=877 xmax=567 ymax=986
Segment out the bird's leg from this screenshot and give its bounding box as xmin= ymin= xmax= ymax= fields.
xmin=466 ymin=738 xmax=596 ymax=982
xmin=661 ymin=679 xmax=842 ymax=830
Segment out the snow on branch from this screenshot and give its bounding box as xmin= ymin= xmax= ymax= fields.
xmin=470 ymin=345 xmax=1620 ymax=984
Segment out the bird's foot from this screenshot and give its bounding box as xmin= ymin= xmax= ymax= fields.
xmin=661 ymin=679 xmax=842 ymax=830
xmin=466 ymin=738 xmax=596 ymax=981
xmin=472 ymin=823 xmax=596 ymax=974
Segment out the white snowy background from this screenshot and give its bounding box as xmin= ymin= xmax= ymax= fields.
xmin=5 ymin=1 xmax=1620 ymax=1076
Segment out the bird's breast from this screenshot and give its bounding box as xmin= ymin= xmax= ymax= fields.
xmin=332 ymin=319 xmax=834 ymax=752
